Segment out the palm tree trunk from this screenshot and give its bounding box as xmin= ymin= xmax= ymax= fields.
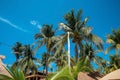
xmin=45 ymin=63 xmax=48 ymax=76
xmin=116 ymin=48 xmax=118 ymax=57
xmin=45 ymin=55 xmax=48 ymax=75
xmin=79 ymin=43 xmax=84 ymax=59
xmin=116 ymin=44 xmax=120 ymax=56
xmin=67 ymin=32 xmax=71 ymax=73
xmin=75 ymin=43 xmax=78 ymax=63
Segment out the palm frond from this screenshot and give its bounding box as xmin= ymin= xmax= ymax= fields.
xmin=106 ymin=38 xmax=115 ymax=44
xmin=0 ymin=66 xmax=25 ymax=80
xmin=59 ymin=23 xmax=72 ymax=32
xmin=78 ymin=17 xmax=89 ymax=30
xmin=50 ymin=67 xmax=74 ymax=80
xmin=0 ymin=74 xmax=13 ymax=80
xmin=76 ymin=9 xmax=82 ymax=21
xmin=34 ymin=33 xmax=44 ymax=39
xmin=88 ymin=34 xmax=103 ymax=50
xmin=105 ymin=45 xmax=116 ymax=54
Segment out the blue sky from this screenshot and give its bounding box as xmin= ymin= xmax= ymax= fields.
xmin=0 ymin=0 xmax=120 ymax=65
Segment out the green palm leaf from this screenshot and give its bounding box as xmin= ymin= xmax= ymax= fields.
xmin=49 ymin=67 xmax=74 ymax=80
xmin=105 ymin=45 xmax=116 ymax=54
xmin=0 ymin=66 xmax=25 ymax=80
xmin=0 ymin=74 xmax=13 ymax=80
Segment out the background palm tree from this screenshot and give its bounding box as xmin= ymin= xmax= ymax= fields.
xmin=34 ymin=24 xmax=58 ymax=74
xmin=104 ymin=54 xmax=120 ymax=74
xmin=41 ymin=52 xmax=52 ymax=75
xmin=52 ymin=50 xmax=68 ymax=71
xmin=34 ymin=24 xmax=56 ymax=54
xmin=106 ymin=28 xmax=120 ymax=55
xmin=80 ymin=43 xmax=102 ymax=63
xmin=12 ymin=42 xmax=23 ymax=61
xmin=80 ymin=43 xmax=104 ymax=71
xmin=12 ymin=44 xmax=40 ymax=75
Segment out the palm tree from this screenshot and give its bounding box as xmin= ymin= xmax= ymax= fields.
xmin=21 ymin=45 xmax=40 ymax=74
xmin=34 ymin=24 xmax=58 ymax=74
xmin=12 ymin=44 xmax=40 ymax=75
xmin=55 ymin=9 xmax=103 ymax=63
xmin=108 ymin=55 xmax=120 ymax=72
xmin=34 ymin=24 xmax=56 ymax=54
xmin=80 ymin=43 xmax=104 ymax=70
xmin=41 ymin=52 xmax=52 ymax=75
xmin=12 ymin=42 xmax=24 ymax=71
xmin=12 ymin=42 xmax=23 ymax=61
xmin=106 ymin=28 xmax=120 ymax=55
xmin=52 ymin=51 xmax=68 ymax=71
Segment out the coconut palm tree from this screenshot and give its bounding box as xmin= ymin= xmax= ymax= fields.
xmin=12 ymin=44 xmax=40 ymax=75
xmin=80 ymin=43 xmax=104 ymax=70
xmin=80 ymin=43 xmax=100 ymax=61
xmin=51 ymin=50 xmax=68 ymax=71
xmin=106 ymin=54 xmax=120 ymax=74
xmin=34 ymin=24 xmax=56 ymax=54
xmin=54 ymin=9 xmax=103 ymax=63
xmin=106 ymin=28 xmax=120 ymax=55
xmin=34 ymin=24 xmax=58 ymax=74
xmin=12 ymin=42 xmax=23 ymax=61
xmin=21 ymin=45 xmax=40 ymax=74
xmin=41 ymin=52 xmax=52 ymax=75
xmin=12 ymin=42 xmax=24 ymax=71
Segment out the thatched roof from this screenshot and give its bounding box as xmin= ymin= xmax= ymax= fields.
xmin=0 ymin=55 xmax=12 ymax=77
xmin=99 ymin=69 xmax=120 ymax=80
xmin=78 ymin=72 xmax=102 ymax=80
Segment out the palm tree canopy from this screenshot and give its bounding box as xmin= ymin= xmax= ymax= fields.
xmin=54 ymin=9 xmax=103 ymax=63
xmin=106 ymin=28 xmax=120 ymax=54
xmin=12 ymin=44 xmax=40 ymax=75
xmin=34 ymin=24 xmax=55 ymax=39
xmin=34 ymin=24 xmax=57 ymax=53
xmin=12 ymin=42 xmax=24 ymax=60
xmin=107 ymin=29 xmax=120 ymax=44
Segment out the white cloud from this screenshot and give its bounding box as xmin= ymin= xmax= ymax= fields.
xmin=30 ymin=20 xmax=37 ymax=26
xmin=30 ymin=20 xmax=42 ymax=30
xmin=0 ymin=17 xmax=29 ymax=33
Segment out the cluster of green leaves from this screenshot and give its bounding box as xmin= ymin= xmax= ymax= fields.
xmin=5 ymin=9 xmax=120 ymax=80
xmin=0 ymin=66 xmax=25 ymax=80
xmin=73 ymin=60 xmax=93 ymax=79
xmin=46 ymin=59 xmax=94 ymax=80
xmin=47 ymin=67 xmax=74 ymax=80
xmin=12 ymin=43 xmax=40 ymax=75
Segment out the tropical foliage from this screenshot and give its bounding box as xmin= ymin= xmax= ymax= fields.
xmin=55 ymin=9 xmax=103 ymax=63
xmin=12 ymin=43 xmax=40 ymax=75
xmin=34 ymin=24 xmax=58 ymax=74
xmin=1 ymin=9 xmax=120 ymax=80
xmin=106 ymin=28 xmax=120 ymax=55
xmin=0 ymin=66 xmax=25 ymax=80
xmin=47 ymin=67 xmax=74 ymax=80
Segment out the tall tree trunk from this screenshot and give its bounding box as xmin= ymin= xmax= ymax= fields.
xmin=116 ymin=44 xmax=120 ymax=56
xmin=116 ymin=48 xmax=118 ymax=57
xmin=46 ymin=51 xmax=50 ymax=75
xmin=75 ymin=43 xmax=78 ymax=63
xmin=45 ymin=54 xmax=48 ymax=75
xmin=67 ymin=32 xmax=71 ymax=72
xmin=79 ymin=43 xmax=84 ymax=59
